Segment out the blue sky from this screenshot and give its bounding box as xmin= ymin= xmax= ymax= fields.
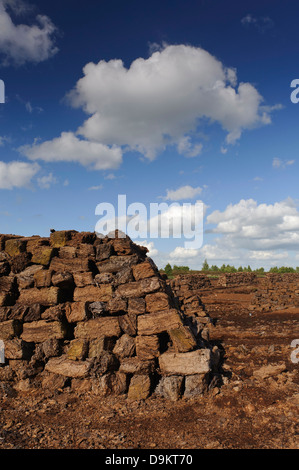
xmin=1 ymin=0 xmax=299 ymax=269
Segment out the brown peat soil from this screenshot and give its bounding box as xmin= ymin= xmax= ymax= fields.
xmin=0 ymin=300 xmax=298 ymax=450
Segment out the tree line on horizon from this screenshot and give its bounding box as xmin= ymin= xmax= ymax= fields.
xmin=161 ymin=260 xmax=299 ymax=278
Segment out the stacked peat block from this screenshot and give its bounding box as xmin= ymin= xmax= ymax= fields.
xmin=250 ymin=273 xmax=299 ymax=313
xmin=218 ymin=272 xmax=257 ymax=288
xmin=172 ymin=273 xmax=212 ymax=291
xmin=169 ymin=274 xmax=213 ymax=338
xmin=0 ymin=230 xmax=220 ymax=400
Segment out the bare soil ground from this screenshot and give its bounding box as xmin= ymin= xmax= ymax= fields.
xmin=0 ymin=301 xmax=298 ymax=449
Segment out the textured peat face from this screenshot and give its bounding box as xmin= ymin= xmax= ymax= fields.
xmin=0 ymin=230 xmax=219 ymax=400
xmin=170 ymin=271 xmax=299 ymax=315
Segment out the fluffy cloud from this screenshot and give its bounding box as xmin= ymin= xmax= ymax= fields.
xmin=1 ymin=0 xmax=31 ymax=15
xmin=177 ymin=136 xmax=203 ymax=158
xmin=165 ymin=243 xmax=233 ymax=267
xmin=0 ymin=135 xmax=10 ymax=146
xmin=0 ymin=160 xmax=40 ymax=189
xmin=134 ymin=240 xmax=158 ymax=257
xmin=64 ymin=43 xmax=277 ymax=160
xmin=19 ymin=132 xmax=123 ymax=170
xmin=104 ymin=173 xmax=116 ymax=180
xmin=19 ymin=44 xmax=279 ymax=169
xmin=206 ymin=197 xmax=299 ymax=251
xmin=137 ymin=198 xmax=299 ymax=269
xmin=37 ymin=172 xmax=57 ymax=189
xmin=248 ymin=251 xmax=288 ymax=260
xmin=0 ymin=0 xmax=58 ymax=66
xmin=272 ymin=157 xmax=295 ymax=169
xmin=116 ymin=197 xmax=299 ymax=269
xmin=146 ymin=201 xmax=204 ymax=243
xmin=241 ymin=14 xmax=274 ymax=33
xmin=169 ymin=246 xmax=199 ymax=260
xmin=162 ymin=185 xmax=202 ymax=201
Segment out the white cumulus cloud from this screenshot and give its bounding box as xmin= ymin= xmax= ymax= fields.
xmin=248 ymin=250 xmax=288 ymax=260
xmin=241 ymin=14 xmax=274 ymax=33
xmin=18 ymin=44 xmax=280 ymax=169
xmin=272 ymin=157 xmax=295 ymax=169
xmin=0 ymin=160 xmax=40 ymax=189
xmin=206 ymin=197 xmax=299 ymax=251
xmin=19 ymin=131 xmax=123 ymax=171
xmin=65 ymin=43 xmax=278 ymax=159
xmin=134 ymin=240 xmax=158 ymax=257
xmin=37 ymin=172 xmax=57 ymax=189
xmin=152 ymin=198 xmax=299 ymax=270
xmin=169 ymin=246 xmax=199 ymax=260
xmin=177 ymin=136 xmax=203 ymax=158
xmin=0 ymin=0 xmax=58 ymax=66
xmin=162 ymin=185 xmax=203 ymax=201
